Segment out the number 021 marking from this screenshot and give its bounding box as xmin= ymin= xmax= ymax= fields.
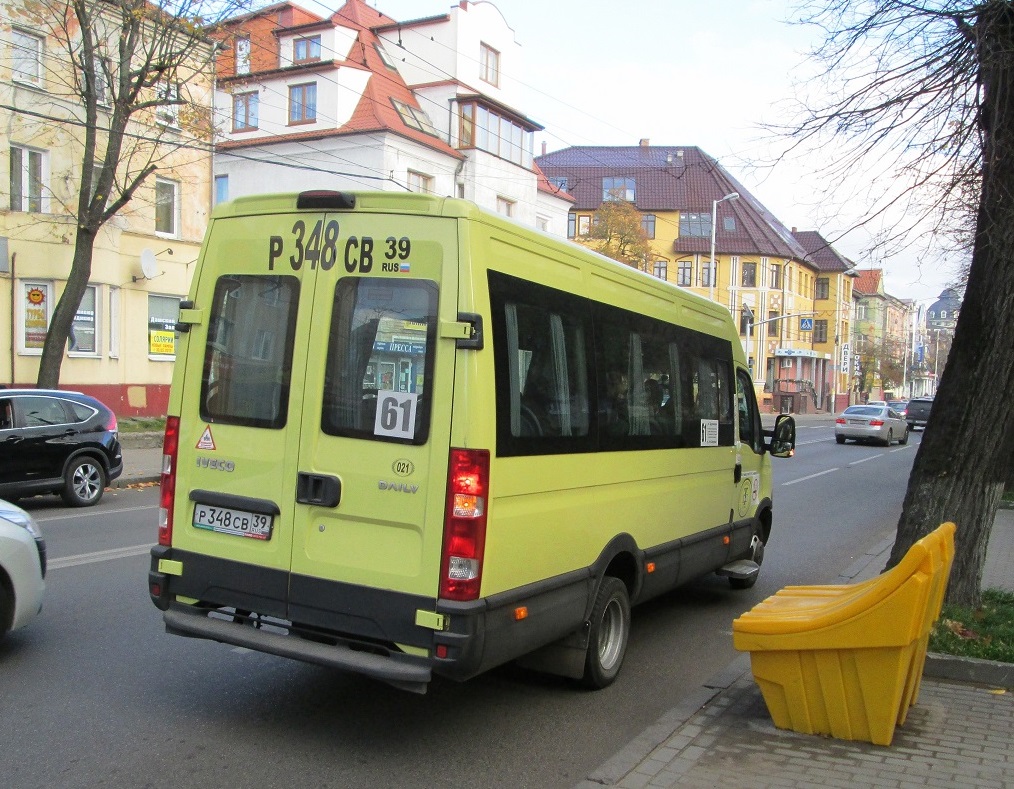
xmin=374 ymin=390 xmax=418 ymax=440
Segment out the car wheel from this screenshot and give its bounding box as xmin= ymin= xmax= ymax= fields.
xmin=884 ymin=429 xmax=894 ymax=447
xmin=0 ymin=582 xmax=12 ymax=641
xmin=62 ymin=457 xmax=106 ymax=507
xmin=581 ymin=577 xmax=630 ymax=689
xmin=900 ymin=427 xmax=910 ymax=445
xmin=836 ymin=435 xmax=846 ymax=444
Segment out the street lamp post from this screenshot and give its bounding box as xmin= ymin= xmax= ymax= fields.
xmin=709 ymin=192 xmax=739 ymax=304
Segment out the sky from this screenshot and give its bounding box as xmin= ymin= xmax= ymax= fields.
xmin=354 ymin=0 xmax=961 ymax=305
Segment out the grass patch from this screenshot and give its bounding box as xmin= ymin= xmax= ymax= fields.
xmin=118 ymin=416 xmax=166 ymax=433
xmin=930 ymin=589 xmax=1014 ymax=663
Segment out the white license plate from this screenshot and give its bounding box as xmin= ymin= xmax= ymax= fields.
xmin=193 ymin=504 xmax=273 ymax=540
xmin=848 ymin=419 xmax=866 ymax=425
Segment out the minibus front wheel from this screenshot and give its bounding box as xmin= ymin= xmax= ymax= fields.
xmin=581 ymin=576 xmax=630 ymax=689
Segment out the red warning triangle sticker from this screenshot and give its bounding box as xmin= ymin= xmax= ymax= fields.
xmin=196 ymin=425 xmax=216 ymax=450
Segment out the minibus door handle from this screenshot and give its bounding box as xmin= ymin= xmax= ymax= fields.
xmin=733 ymin=462 xmax=742 ymax=484
xmin=296 ymin=472 xmax=342 ymax=508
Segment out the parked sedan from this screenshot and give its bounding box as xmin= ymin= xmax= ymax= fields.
xmin=835 ymin=404 xmax=910 ymax=446
xmin=0 ymin=497 xmax=45 ymax=641
xmin=0 ymin=389 xmax=123 ymax=506
xmin=888 ymin=399 xmax=908 ymax=419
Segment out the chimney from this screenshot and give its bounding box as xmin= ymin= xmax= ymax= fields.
xmin=639 ymin=138 xmax=650 ymax=147
xmin=791 ymin=227 xmax=797 ymax=233
xmin=542 ymin=141 xmax=547 ymax=156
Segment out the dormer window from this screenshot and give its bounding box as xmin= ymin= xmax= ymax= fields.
xmin=294 ymin=35 xmax=321 ymax=64
xmin=603 ymin=177 xmax=635 ymax=202
xmin=392 ymin=99 xmax=438 ymax=137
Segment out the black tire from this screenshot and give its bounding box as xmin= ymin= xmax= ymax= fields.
xmin=62 ymin=456 xmax=106 ymax=507
xmin=899 ymin=427 xmax=909 ymax=445
xmin=0 ymin=582 xmax=12 ymax=642
xmin=581 ymin=577 xmax=630 ymax=689
xmin=835 ymin=435 xmax=846 ymax=444
xmin=884 ymin=429 xmax=894 ymax=447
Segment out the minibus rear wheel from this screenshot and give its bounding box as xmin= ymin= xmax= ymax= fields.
xmin=581 ymin=576 xmax=630 ymax=689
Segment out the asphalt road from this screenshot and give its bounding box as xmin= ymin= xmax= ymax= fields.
xmin=0 ymin=422 xmax=921 ymax=788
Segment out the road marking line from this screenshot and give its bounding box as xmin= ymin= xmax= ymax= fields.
xmin=35 ymin=505 xmax=154 ymax=523
xmin=783 ymin=468 xmax=839 ymax=486
xmin=848 ymin=455 xmax=882 ymax=465
xmin=48 ymin=544 xmax=151 ymax=570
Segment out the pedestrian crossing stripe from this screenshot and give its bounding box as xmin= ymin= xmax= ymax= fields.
xmin=196 ymin=425 xmax=216 ymax=450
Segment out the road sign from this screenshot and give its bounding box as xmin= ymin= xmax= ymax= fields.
xmin=800 ymin=318 xmax=814 ymax=331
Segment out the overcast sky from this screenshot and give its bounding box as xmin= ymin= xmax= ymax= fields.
xmin=357 ymin=0 xmax=960 ymax=305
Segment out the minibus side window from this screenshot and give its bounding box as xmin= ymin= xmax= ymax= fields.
xmin=321 ymin=278 xmax=437 ymax=445
xmin=200 ymin=275 xmax=300 ymax=428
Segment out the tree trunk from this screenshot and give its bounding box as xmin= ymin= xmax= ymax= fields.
xmin=36 ymin=227 xmax=96 ymax=389
xmin=888 ymin=2 xmax=1014 ymax=608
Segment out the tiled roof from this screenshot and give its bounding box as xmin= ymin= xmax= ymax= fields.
xmin=533 ymin=162 xmax=574 ymax=202
xmin=792 ymin=230 xmax=855 ymax=273
xmin=535 ymin=145 xmax=810 ymax=261
xmin=853 ymin=269 xmax=883 ymax=295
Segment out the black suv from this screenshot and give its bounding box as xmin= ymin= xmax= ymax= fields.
xmin=0 ymin=389 xmax=123 ymax=506
xmin=906 ymin=396 xmax=933 ymax=431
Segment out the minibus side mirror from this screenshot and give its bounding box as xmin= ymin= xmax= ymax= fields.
xmin=765 ymin=414 xmax=796 ymax=458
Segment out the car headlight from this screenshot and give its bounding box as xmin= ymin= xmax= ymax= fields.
xmin=3 ymin=510 xmax=43 ymax=541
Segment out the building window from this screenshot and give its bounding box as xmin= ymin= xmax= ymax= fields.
xmin=480 ymin=43 xmax=500 ymax=86
xmin=641 ymin=214 xmax=656 ymax=239
xmin=214 ymin=175 xmax=229 ymax=205
xmin=148 ymin=295 xmax=181 ymax=357
xmin=723 ymin=215 xmax=736 ymax=232
xmin=392 ymin=99 xmax=438 ymax=137
xmin=92 ymin=56 xmax=111 ymax=106
xmin=12 ymin=30 xmax=43 ymax=86
xmin=549 ymin=176 xmax=568 ymax=192
xmin=578 ymin=215 xmax=591 ymax=236
xmin=679 ymin=212 xmax=711 ymax=238
xmin=769 ymin=263 xmax=781 ymax=289
xmin=701 ymin=260 xmax=715 ymax=287
xmin=375 ymin=44 xmax=397 ymax=70
xmin=293 ymin=35 xmax=322 ymax=64
xmin=653 ymin=260 xmax=668 ymax=280
xmin=815 ymin=277 xmax=829 ymax=299
xmin=407 ymin=170 xmax=433 ymax=194
xmin=69 ymin=285 xmax=99 ymax=354
xmin=155 ymin=79 xmax=180 ymax=126
xmin=742 ymin=261 xmax=757 ymax=287
xmin=814 ymin=319 xmax=828 ymax=343
xmin=235 ymin=36 xmax=251 ymax=75
xmin=233 ymin=91 xmax=259 ymax=131
xmin=10 ymin=145 xmax=47 ymax=213
xmin=20 ymin=281 xmax=51 ymax=353
xmin=767 ymin=311 xmax=781 ymax=337
xmin=602 ymin=177 xmax=635 ymax=202
xmin=740 ymin=308 xmax=753 ymax=335
xmin=460 ymin=101 xmax=534 ymax=167
xmin=155 ymin=177 xmax=179 ymax=236
xmin=677 ymin=260 xmax=693 ymax=286
xmin=567 ymin=213 xmax=576 ymax=238
xmin=289 ymin=82 xmax=317 ymax=124
xmin=497 ymin=196 xmax=515 ymax=217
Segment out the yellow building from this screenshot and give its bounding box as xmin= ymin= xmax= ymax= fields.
xmin=537 ymin=142 xmax=827 ymax=413
xmin=1 ymin=3 xmax=214 ymax=415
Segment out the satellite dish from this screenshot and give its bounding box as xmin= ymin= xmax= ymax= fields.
xmin=140 ymin=248 xmax=159 ymax=280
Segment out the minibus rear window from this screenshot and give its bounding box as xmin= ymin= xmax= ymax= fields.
xmin=321 ymin=278 xmax=438 ymax=445
xmin=200 ymin=275 xmax=300 ymax=428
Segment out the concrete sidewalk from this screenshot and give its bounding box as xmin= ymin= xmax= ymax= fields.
xmin=578 ymin=512 xmax=1014 ymax=789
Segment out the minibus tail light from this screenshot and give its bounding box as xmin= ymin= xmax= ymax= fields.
xmin=158 ymin=417 xmax=180 ymax=546
xmin=440 ymin=449 xmax=490 ymax=602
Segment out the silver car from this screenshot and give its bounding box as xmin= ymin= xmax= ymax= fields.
xmin=0 ymin=498 xmax=46 ymax=641
xmin=835 ymin=405 xmax=910 ymax=446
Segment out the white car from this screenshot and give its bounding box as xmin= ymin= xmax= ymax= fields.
xmin=0 ymin=498 xmax=46 ymax=641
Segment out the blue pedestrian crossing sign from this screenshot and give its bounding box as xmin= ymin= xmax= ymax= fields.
xmin=799 ymin=318 xmax=814 ymax=331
